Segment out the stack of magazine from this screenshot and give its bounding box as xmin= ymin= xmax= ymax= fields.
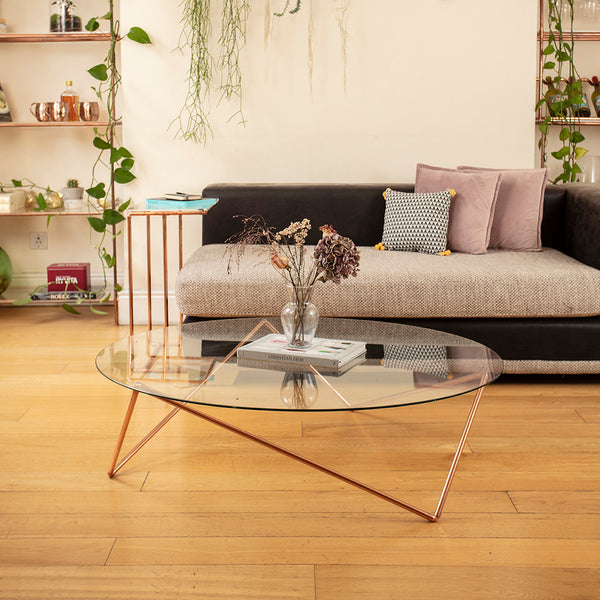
xmin=31 ymin=288 xmax=105 ymax=301
xmin=236 ymin=334 xmax=367 ymax=376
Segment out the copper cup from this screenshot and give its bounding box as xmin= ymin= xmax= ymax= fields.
xmin=30 ymin=102 xmax=69 ymax=122
xmin=74 ymin=101 xmax=99 ymax=121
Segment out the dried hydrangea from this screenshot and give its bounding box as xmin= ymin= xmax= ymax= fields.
xmin=314 ymin=225 xmax=360 ymax=284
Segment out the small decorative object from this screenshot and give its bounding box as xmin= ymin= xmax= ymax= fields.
xmin=0 ymin=17 xmax=7 ymax=34
xmin=61 ymin=178 xmax=84 ymax=210
xmin=228 ymin=217 xmax=360 ymax=348
xmin=47 ymin=262 xmax=90 ymax=292
xmin=45 ymin=190 xmax=64 ymax=210
xmin=280 ymin=372 xmax=319 ymax=409
xmin=30 ymin=101 xmax=69 ymax=122
xmin=0 ymin=82 xmax=12 ymax=122
xmin=0 ymin=247 xmax=12 ymax=295
xmin=73 ymin=101 xmax=99 ymax=122
xmin=60 ymin=80 xmax=79 ymax=121
xmin=589 ymin=76 xmax=600 ymax=117
xmin=49 ymin=0 xmax=82 ymax=32
xmin=581 ymin=155 xmax=600 ymax=183
xmin=24 ymin=190 xmax=40 ymax=211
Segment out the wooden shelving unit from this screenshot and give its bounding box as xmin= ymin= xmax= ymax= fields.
xmin=0 ymin=23 xmax=120 ymax=319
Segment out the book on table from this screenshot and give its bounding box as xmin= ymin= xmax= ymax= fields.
xmin=163 ymin=192 xmax=204 ymax=200
xmin=236 ymin=334 xmax=367 ymax=369
xmin=145 ymin=197 xmax=218 ymax=211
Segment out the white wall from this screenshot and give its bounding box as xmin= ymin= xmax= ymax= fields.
xmin=1 ymin=0 xmax=541 ymax=319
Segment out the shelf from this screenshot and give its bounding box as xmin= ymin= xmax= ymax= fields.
xmin=0 ymin=210 xmax=100 ymax=217
xmin=536 ymin=117 xmax=600 ymax=126
xmin=0 ymin=121 xmax=114 ymax=128
xmin=0 ymin=32 xmax=111 ymax=43
xmin=539 ymin=30 xmax=600 ymax=41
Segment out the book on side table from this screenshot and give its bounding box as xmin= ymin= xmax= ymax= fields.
xmin=237 ymin=334 xmax=367 ymax=371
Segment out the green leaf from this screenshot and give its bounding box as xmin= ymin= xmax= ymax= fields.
xmin=551 ymin=147 xmax=570 ymax=159
xmin=570 ymin=131 xmax=585 ymax=144
xmin=117 ymin=147 xmax=133 ymax=158
xmin=572 ymin=162 xmax=583 ymax=174
xmin=575 ymin=147 xmax=588 ymax=159
xmin=36 ymin=193 xmax=47 ymax=210
xmin=115 ymin=283 xmax=123 ymax=293
xmin=88 ymin=63 xmax=109 ymax=82
xmin=12 ymin=296 xmax=33 ymax=306
xmin=102 ymin=249 xmax=116 ymax=268
xmin=85 ymin=17 xmax=99 ymax=31
xmin=539 ymin=122 xmax=549 ymax=135
xmin=93 ymin=136 xmax=112 ymax=150
xmin=100 ymin=12 xmax=112 ymax=20
xmin=118 ymin=199 xmax=131 ymax=212
xmin=102 ymin=209 xmax=126 ymax=225
xmin=542 ymin=44 xmax=554 ymax=55
xmin=90 ymin=305 xmax=109 ymax=315
xmin=110 ymin=148 xmax=122 ymax=164
xmin=11 ymin=179 xmax=22 ymax=187
xmin=113 ymin=168 xmax=136 ymax=184
xmin=126 ymin=27 xmax=151 ymax=44
xmin=86 ymin=182 xmax=106 ymax=199
xmin=61 ymin=303 xmax=81 ymax=315
xmin=559 ymin=127 xmax=570 ymax=141
xmin=120 ymin=158 xmax=134 ymax=171
xmin=88 ymin=216 xmax=106 ymax=232
xmin=556 ymin=50 xmax=570 ymax=62
xmin=543 ymin=61 xmax=556 ymax=70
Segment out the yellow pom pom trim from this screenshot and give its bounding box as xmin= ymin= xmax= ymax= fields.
xmin=383 ymin=188 xmax=390 ymax=200
xmin=446 ymin=188 xmax=456 ymax=197
xmin=439 ymin=249 xmax=451 ymax=256
xmin=375 ymin=242 xmax=386 ymax=251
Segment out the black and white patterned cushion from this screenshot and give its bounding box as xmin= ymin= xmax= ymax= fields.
xmin=383 ymin=344 xmax=449 ymax=378
xmin=382 ymin=188 xmax=452 ymax=254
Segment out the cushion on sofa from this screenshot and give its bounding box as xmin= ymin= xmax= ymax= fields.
xmin=176 ymin=245 xmax=600 ymax=320
xmin=458 ymin=166 xmax=548 ymax=251
xmin=381 ymin=188 xmax=452 ymax=254
xmin=414 ymin=163 xmax=501 ymax=254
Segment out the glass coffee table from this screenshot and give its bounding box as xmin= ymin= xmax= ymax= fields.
xmin=96 ymin=317 xmax=502 ymax=522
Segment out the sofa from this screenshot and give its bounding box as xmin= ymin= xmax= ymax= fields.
xmin=175 ymin=182 xmax=600 ymax=375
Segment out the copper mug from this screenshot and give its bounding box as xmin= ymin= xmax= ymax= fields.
xmin=30 ymin=101 xmax=69 ymax=122
xmin=73 ymin=101 xmax=99 ymax=121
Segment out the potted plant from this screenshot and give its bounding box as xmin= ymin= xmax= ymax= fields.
xmin=49 ymin=0 xmax=82 ymax=33
xmin=61 ymin=178 xmax=84 ymax=210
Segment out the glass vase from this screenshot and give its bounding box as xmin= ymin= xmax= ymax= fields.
xmin=280 ymin=372 xmax=319 ymax=409
xmin=49 ymin=0 xmax=82 ymax=32
xmin=281 ymin=284 xmax=319 ymax=348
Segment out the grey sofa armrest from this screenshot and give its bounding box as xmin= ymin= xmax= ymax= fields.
xmin=565 ymin=183 xmax=600 ymax=270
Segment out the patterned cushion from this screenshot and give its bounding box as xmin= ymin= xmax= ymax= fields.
xmin=381 ymin=188 xmax=452 ymax=255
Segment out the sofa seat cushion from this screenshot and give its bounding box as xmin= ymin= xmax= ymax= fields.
xmin=175 ymin=245 xmax=600 ymax=319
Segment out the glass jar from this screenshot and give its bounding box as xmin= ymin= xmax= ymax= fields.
xmin=280 ymin=284 xmax=320 ymax=348
xmin=49 ymin=0 xmax=82 ymax=32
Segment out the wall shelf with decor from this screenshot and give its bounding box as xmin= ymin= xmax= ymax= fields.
xmin=0 ymin=17 xmax=120 ymax=319
xmin=536 ymin=0 xmax=600 ymax=172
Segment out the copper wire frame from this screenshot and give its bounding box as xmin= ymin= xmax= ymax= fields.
xmin=108 ymin=318 xmax=490 ymax=522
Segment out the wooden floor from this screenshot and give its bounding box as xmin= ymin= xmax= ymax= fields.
xmin=1 ymin=307 xmax=599 ymax=599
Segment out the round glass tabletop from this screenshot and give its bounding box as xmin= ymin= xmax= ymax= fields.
xmin=96 ymin=317 xmax=503 ymax=412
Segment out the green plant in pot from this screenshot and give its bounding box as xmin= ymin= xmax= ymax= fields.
xmin=61 ymin=178 xmax=84 ymax=211
xmin=49 ymin=0 xmax=82 ymax=33
xmin=0 ymin=247 xmax=12 ymax=296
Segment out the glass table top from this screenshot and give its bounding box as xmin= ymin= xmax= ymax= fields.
xmin=96 ymin=317 xmax=503 ymax=412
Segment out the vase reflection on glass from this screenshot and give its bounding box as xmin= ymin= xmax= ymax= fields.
xmin=280 ymin=372 xmax=319 ymax=409
xmin=281 ymin=284 xmax=319 ymax=348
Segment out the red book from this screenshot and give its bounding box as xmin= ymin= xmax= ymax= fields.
xmin=47 ymin=262 xmax=91 ymax=292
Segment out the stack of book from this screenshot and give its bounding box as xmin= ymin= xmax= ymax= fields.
xmin=31 ymin=288 xmax=105 ymax=301
xmin=145 ymin=193 xmax=218 ymax=211
xmin=236 ymin=334 xmax=367 ymax=376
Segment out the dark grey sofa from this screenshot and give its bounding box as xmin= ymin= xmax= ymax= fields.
xmin=175 ymin=183 xmax=600 ymax=375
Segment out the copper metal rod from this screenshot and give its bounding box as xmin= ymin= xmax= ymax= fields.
xmin=127 ymin=216 xmax=134 ymax=336
xmin=433 ymin=383 xmax=485 ymax=518
xmin=146 ymin=215 xmax=152 ymax=330
xmin=108 ymin=390 xmax=139 ymax=477
xmin=162 ymin=214 xmax=169 ymax=327
xmin=178 ymin=214 xmax=184 ymax=327
xmin=108 ymin=403 xmax=181 ymax=478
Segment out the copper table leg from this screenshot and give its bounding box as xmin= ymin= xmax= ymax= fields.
xmin=107 ymin=384 xmax=486 ymax=521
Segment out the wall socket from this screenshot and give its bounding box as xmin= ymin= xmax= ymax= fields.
xmin=30 ymin=232 xmax=48 ymax=250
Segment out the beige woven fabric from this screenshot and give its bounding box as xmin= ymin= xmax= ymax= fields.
xmin=175 ymin=245 xmax=600 ymax=319
xmin=504 ymin=360 xmax=600 ymax=374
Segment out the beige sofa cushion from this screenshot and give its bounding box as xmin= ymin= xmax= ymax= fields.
xmin=175 ymin=245 xmax=600 ymax=319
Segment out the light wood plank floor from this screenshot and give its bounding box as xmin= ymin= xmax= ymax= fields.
xmin=1 ymin=307 xmax=599 ymax=599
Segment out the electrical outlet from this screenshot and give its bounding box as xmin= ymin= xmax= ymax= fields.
xmin=30 ymin=232 xmax=48 ymax=250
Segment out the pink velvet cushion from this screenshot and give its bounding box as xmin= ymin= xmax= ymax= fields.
xmin=414 ymin=163 xmax=501 ymax=254
xmin=458 ymin=166 xmax=548 ymax=251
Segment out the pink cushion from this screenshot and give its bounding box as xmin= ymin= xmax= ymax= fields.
xmin=458 ymin=166 xmax=548 ymax=251
xmin=414 ymin=163 xmax=501 ymax=254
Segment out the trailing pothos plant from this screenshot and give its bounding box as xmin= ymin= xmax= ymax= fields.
xmin=78 ymin=4 xmax=151 ymax=313
xmin=537 ymin=0 xmax=587 ymax=183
